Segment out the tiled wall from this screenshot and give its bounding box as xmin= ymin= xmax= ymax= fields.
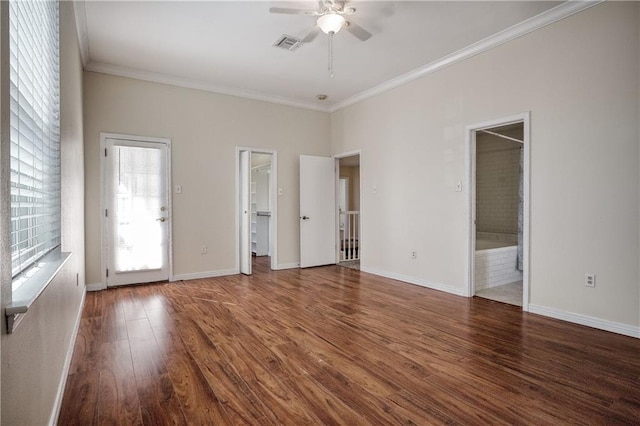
xmin=475 ymin=245 xmax=523 ymax=290
xmin=476 ymin=133 xmax=521 ymax=234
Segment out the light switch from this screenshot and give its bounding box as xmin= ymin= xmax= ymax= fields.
xmin=456 ymin=181 xmax=462 ymax=192
xmin=175 ymin=184 xmax=182 ymax=194
xmin=278 ymin=188 xmax=283 ymax=196
xmin=372 ymin=185 xmax=377 ymax=195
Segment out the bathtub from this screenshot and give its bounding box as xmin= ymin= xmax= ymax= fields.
xmin=475 ymin=237 xmax=522 ymax=290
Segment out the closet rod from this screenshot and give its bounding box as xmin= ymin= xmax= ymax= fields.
xmin=479 ymin=129 xmax=523 ymax=144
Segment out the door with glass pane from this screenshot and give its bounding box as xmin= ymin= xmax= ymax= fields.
xmin=104 ymin=137 xmax=170 ymax=286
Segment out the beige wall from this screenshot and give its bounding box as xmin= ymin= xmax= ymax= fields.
xmin=331 ymin=2 xmax=640 ymax=328
xmin=1 ymin=2 xmax=86 ymax=424
xmin=83 ymin=72 xmax=330 ymax=283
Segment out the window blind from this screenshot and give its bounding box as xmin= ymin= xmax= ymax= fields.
xmin=9 ymin=0 xmax=61 ymax=281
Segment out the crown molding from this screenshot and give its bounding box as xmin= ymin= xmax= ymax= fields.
xmin=74 ymin=0 xmax=602 ymax=114
xmin=329 ymin=0 xmax=604 ymax=113
xmin=72 ymin=1 xmax=90 ymax=67
xmin=84 ymin=61 xmax=331 ymax=113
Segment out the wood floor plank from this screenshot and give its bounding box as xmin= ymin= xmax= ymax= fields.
xmin=137 ymin=374 xmax=188 ymax=426
xmin=59 ymin=257 xmax=640 ymax=425
xmin=68 ymin=317 xmax=102 ymax=374
xmin=57 ymin=371 xmax=99 ymax=426
xmin=97 ymin=340 xmax=142 ymax=425
xmin=164 ymin=346 xmax=231 ymax=424
xmin=130 ymin=337 xmax=168 ymax=380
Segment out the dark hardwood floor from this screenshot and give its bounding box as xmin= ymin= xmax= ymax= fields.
xmin=59 ymin=256 xmax=640 ymax=425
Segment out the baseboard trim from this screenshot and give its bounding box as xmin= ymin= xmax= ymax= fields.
xmin=274 ymin=262 xmax=300 ymax=270
xmin=528 ymin=304 xmax=640 ymax=338
xmin=172 ymin=268 xmax=238 ymax=281
xmin=86 ymin=282 xmax=106 ymax=292
xmin=361 ymin=266 xmax=465 ymax=296
xmin=50 ymin=289 xmax=86 ymax=426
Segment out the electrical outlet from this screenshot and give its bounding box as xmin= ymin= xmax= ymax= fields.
xmin=200 ymin=245 xmax=207 ymax=255
xmin=585 ymin=273 xmax=596 ymax=287
xmin=411 ymin=250 xmax=417 ymax=260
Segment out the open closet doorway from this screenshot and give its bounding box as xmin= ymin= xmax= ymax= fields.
xmin=236 ymin=148 xmax=278 ymax=275
xmin=335 ymin=152 xmax=361 ymax=271
xmin=466 ymin=113 xmax=530 ymax=310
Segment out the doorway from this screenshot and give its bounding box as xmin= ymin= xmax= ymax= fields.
xmin=335 ymin=152 xmax=361 ymax=270
xmin=101 ymin=133 xmax=172 ymax=287
xmin=236 ymin=148 xmax=277 ymax=274
xmin=466 ymin=113 xmax=530 ymax=310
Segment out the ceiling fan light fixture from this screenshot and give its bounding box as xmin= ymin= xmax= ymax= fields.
xmin=317 ymin=13 xmax=346 ymax=34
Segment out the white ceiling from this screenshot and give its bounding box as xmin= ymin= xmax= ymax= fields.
xmin=78 ymin=1 xmax=569 ymax=111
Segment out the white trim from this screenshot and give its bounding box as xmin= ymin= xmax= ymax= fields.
xmin=273 ymin=262 xmax=300 ymax=270
xmin=329 ymin=1 xmax=603 ymax=112
xmin=173 ymin=268 xmax=239 ymax=282
xmin=465 ymin=112 xmax=530 ymax=311
xmin=529 ymin=304 xmax=640 ymax=339
xmin=85 ymin=61 xmax=329 ymax=113
xmin=72 ymin=0 xmax=89 ymax=67
xmin=235 ymin=147 xmax=278 ymax=273
xmin=86 ymin=282 xmax=106 ymax=292
xmin=361 ymin=266 xmax=465 ymax=297
xmin=50 ymin=289 xmax=86 ymax=426
xmin=100 ymin=132 xmax=173 ymax=288
xmin=333 ymin=150 xmax=362 ymax=160
xmin=7 ymin=251 xmax=73 ymax=333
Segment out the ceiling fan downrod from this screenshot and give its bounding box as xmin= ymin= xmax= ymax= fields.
xmin=328 ymin=31 xmax=335 ymax=78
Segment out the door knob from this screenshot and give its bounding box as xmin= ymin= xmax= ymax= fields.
xmin=156 ymin=217 xmax=166 ymax=222
xmin=301 ymin=216 xmax=310 ymax=220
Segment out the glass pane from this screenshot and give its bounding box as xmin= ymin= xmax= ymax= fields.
xmin=112 ymin=145 xmax=164 ymax=272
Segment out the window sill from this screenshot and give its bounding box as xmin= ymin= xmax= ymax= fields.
xmin=5 ymin=249 xmax=72 ymax=333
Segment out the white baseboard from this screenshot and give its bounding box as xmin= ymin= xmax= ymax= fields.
xmin=361 ymin=266 xmax=465 ymax=296
xmin=172 ymin=268 xmax=238 ymax=281
xmin=528 ymin=304 xmax=640 ymax=338
xmin=50 ymin=289 xmax=86 ymax=426
xmin=274 ymin=262 xmax=300 ymax=270
xmin=86 ymin=282 xmax=106 ymax=292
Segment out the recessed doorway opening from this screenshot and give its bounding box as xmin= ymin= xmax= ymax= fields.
xmin=335 ymin=152 xmax=361 ymax=271
xmin=236 ymin=148 xmax=277 ymax=275
xmin=466 ymin=113 xmax=530 ymax=310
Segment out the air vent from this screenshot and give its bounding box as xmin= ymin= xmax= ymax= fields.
xmin=273 ymin=35 xmax=303 ymax=51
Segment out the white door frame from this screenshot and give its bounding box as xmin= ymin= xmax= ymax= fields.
xmin=100 ymin=132 xmax=174 ymax=287
xmin=465 ymin=112 xmax=530 ymax=310
xmin=239 ymin=150 xmax=252 ymax=275
xmin=235 ymin=147 xmax=278 ymax=272
xmin=333 ymin=150 xmax=362 ymax=263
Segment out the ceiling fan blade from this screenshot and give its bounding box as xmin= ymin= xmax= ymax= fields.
xmin=302 ymin=27 xmax=320 ymax=43
xmin=345 ymin=21 xmax=371 ymax=42
xmin=269 ymin=7 xmax=320 ymax=15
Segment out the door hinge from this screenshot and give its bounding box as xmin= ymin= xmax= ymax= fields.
xmin=105 ymin=209 xmax=108 ymax=217
xmin=106 ymin=268 xmax=109 ymax=278
xmin=104 ymin=148 xmax=107 ymax=157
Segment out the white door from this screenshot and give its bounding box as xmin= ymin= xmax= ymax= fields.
xmin=239 ymin=150 xmax=252 ymax=275
xmin=300 ymin=155 xmax=336 ymax=267
xmin=104 ymin=138 xmax=170 ymax=286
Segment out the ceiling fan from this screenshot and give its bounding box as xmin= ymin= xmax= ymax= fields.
xmin=270 ymin=0 xmax=372 ymax=43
